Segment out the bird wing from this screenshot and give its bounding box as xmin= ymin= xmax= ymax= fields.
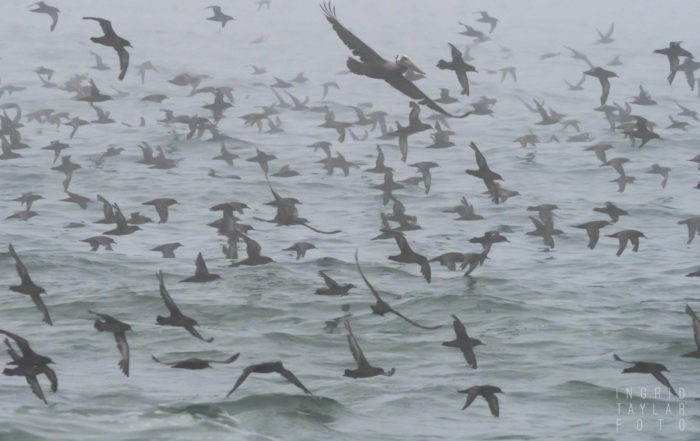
xmin=600 ymin=78 xmax=610 ymax=105
xmin=354 ymin=249 xmax=382 ymax=302
xmin=469 ymin=142 xmax=489 ymax=171
xmin=320 ymin=2 xmax=384 ymax=65
xmin=186 ymin=324 xmax=213 ymax=343
xmin=48 ymin=10 xmax=59 ymax=32
xmin=83 ymin=17 xmax=115 ymax=36
xmin=605 ymin=23 xmax=614 ymax=38
xmin=278 ymin=366 xmax=312 ymax=394
xmin=461 ymin=387 xmax=479 ymax=410
xmin=26 ymin=374 xmax=48 ymax=404
xmin=389 ymin=230 xmax=411 ymax=255
xmin=194 ymin=253 xmax=210 ymax=276
xmin=630 ymin=235 xmax=640 ymax=252
xmin=154 ymin=202 xmax=169 ymax=223
xmin=242 ymin=234 xmax=262 ymax=259
xmin=418 ymin=255 xmax=432 ymax=283
xmin=0 ymin=330 xmax=30 ymax=356
xmin=686 ymin=305 xmax=700 ymax=349
xmin=388 ymin=305 xmax=441 ymax=330
xmin=587 ymin=225 xmax=600 ymax=249
xmin=319 ymin=271 xmax=340 ymax=290
xmin=113 ymin=203 xmax=128 ymax=228
xmin=207 ymin=353 xmax=240 ymax=364
xmin=114 ymin=332 xmax=130 ymax=376
xmin=30 ymin=293 xmax=53 ymax=326
xmin=651 ymin=370 xmax=678 ymax=397
xmin=398 ymin=133 xmax=408 ymax=162
xmin=8 ymin=244 xmax=33 ymax=286
xmin=383 ymin=75 xmax=471 ymax=118
xmin=451 ymin=315 xmax=468 ymax=340
xmin=226 ymin=366 xmax=253 ymax=397
xmin=462 ymin=346 xmax=477 ymax=369
xmin=485 ymin=393 xmax=500 ymax=416
xmin=156 ymin=271 xmax=182 ymax=316
xmin=344 ymin=320 xmax=369 ymax=368
xmin=116 ymin=46 xmax=129 ymax=81
xmin=615 ymin=236 xmax=628 ymax=256
xmin=449 ymin=43 xmax=471 ymax=94
xmin=97 ymin=195 xmax=114 ymax=219
xmin=39 ymin=365 xmax=58 ymax=392
xmin=151 ymin=355 xmax=178 ymax=365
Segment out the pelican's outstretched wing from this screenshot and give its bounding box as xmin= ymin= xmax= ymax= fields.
xmin=321 ymin=3 xmax=384 ymax=65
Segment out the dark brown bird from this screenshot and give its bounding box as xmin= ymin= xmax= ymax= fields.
xmin=89 ymin=310 xmax=131 ymax=376
xmin=83 ymin=17 xmax=131 ymax=81
xmin=226 ymin=361 xmax=311 ymax=396
xmin=315 ymin=271 xmax=355 ymax=296
xmin=181 ymin=253 xmax=221 ymax=283
xmin=155 ymin=271 xmax=213 ymax=342
xmin=343 ymin=320 xmax=395 ymax=378
xmin=142 ymin=198 xmax=177 ymax=223
xmin=7 ymin=244 xmax=52 ymax=325
xmin=466 ymin=141 xmax=503 ymax=204
xmin=458 ymin=385 xmax=503 ymax=417
xmin=613 ymin=354 xmax=677 ymax=397
xmin=443 ymin=314 xmax=483 ymax=369
xmin=152 ymin=353 xmax=239 ymax=369
xmin=355 ymin=250 xmax=441 ymax=330
xmin=383 ymin=230 xmax=431 ymax=283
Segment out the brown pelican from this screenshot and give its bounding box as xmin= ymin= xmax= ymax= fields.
xmin=321 ymin=3 xmax=470 ymax=118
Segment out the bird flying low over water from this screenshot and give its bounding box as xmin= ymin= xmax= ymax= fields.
xmin=89 ymin=310 xmax=131 ymax=376
xmin=613 ymin=354 xmax=678 ymax=397
xmin=226 ymin=361 xmax=311 ymax=396
xmin=8 ymin=244 xmax=52 ymax=326
xmin=458 ymin=385 xmax=503 ymax=417
xmin=343 ymin=320 xmax=395 ymax=378
xmin=320 ymin=2 xmax=470 ymax=118
xmin=152 ymin=353 xmax=239 ymax=369
xmin=83 ymin=17 xmax=131 ymax=81
xmin=355 ymin=250 xmax=441 ymax=330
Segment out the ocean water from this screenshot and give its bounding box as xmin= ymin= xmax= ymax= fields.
xmin=1 ymin=0 xmax=699 ymax=440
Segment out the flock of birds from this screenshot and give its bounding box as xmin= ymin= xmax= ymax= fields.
xmin=2 ymin=1 xmax=700 ymax=420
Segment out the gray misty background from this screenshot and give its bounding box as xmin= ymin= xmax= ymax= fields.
xmin=0 ymin=0 xmax=699 ymax=440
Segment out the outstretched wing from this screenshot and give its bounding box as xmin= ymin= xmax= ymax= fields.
xmin=354 ymin=249 xmax=382 ymax=302
xmin=388 ymin=306 xmax=441 ymax=330
xmin=461 ymin=387 xmax=479 ymax=410
xmin=485 ymin=393 xmax=500 ymax=417
xmin=116 ymin=46 xmax=129 ymax=81
xmin=26 ymin=374 xmax=48 ymax=404
xmin=83 ymin=17 xmax=115 ymax=36
xmin=194 ymin=253 xmax=209 ymax=276
xmin=384 ymin=75 xmax=471 ymax=118
xmin=278 ymin=366 xmax=312 ymax=394
xmin=319 ymin=271 xmax=340 ymax=290
xmin=8 ymin=244 xmax=33 ymax=285
xmin=344 ymin=320 xmax=369 ymax=368
xmin=114 ymin=332 xmax=130 ymax=376
xmin=226 ymin=366 xmax=253 ymax=397
xmin=320 ymin=2 xmax=384 ymax=65
xmin=156 ymin=271 xmax=182 ymax=316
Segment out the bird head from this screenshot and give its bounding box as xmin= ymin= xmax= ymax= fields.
xmin=396 ymin=55 xmax=425 ymax=75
